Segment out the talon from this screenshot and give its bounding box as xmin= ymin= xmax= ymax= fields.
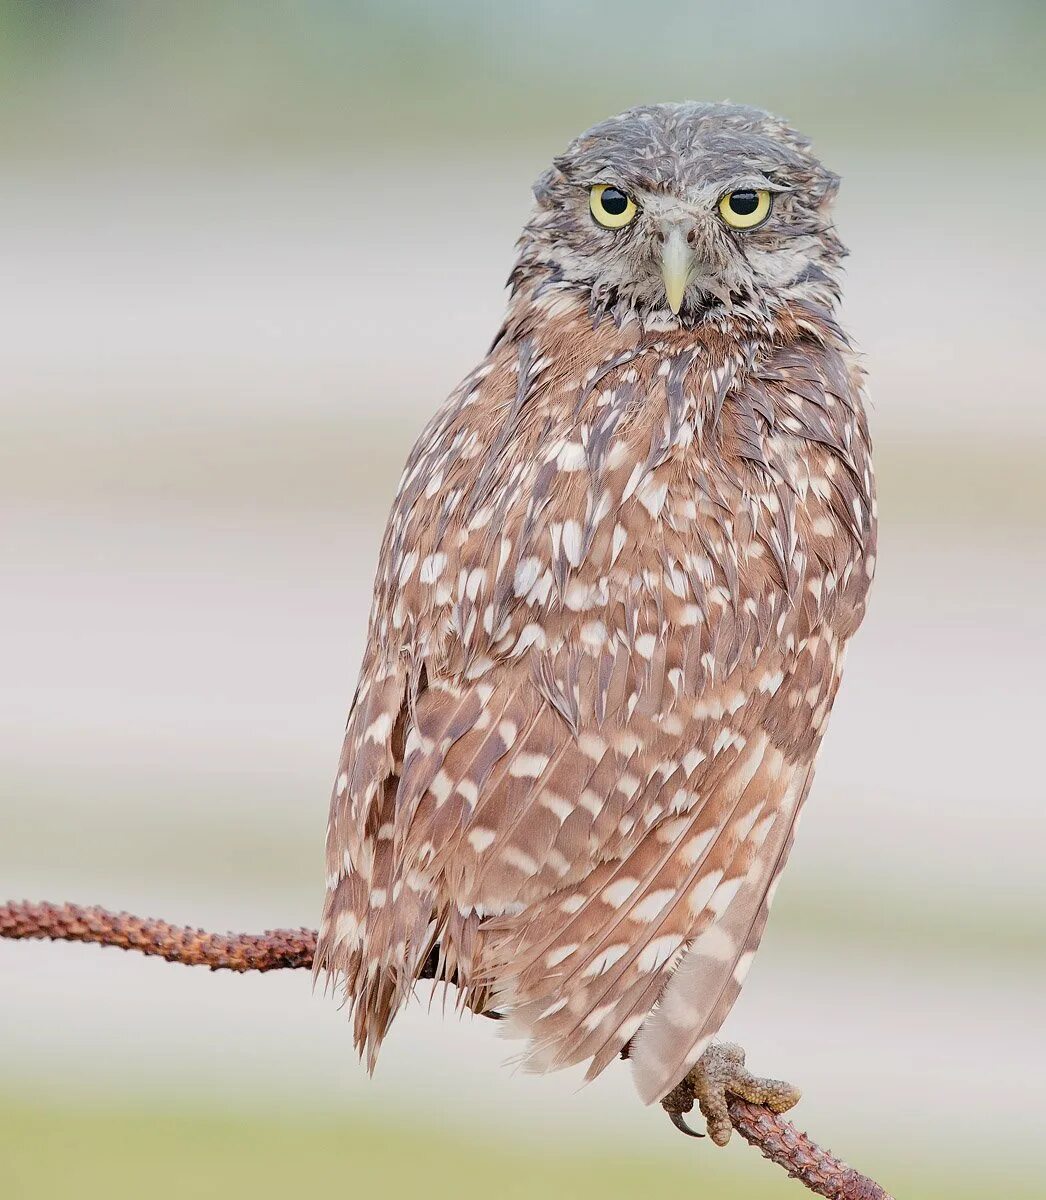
xmin=661 ymin=1077 xmax=704 ymax=1139
xmin=667 ymin=1109 xmax=705 ymax=1138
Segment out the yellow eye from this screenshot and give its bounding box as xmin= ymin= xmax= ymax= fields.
xmin=590 ymin=184 xmax=637 ymax=229
xmin=718 ymin=188 xmax=772 ymax=230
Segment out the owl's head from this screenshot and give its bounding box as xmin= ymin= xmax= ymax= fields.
xmin=517 ymin=102 xmax=843 ymax=328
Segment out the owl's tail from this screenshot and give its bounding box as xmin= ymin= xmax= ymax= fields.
xmin=318 ymin=823 xmax=439 ymax=1071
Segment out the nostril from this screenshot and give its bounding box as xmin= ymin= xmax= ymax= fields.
xmin=686 ymin=229 xmax=697 ymax=246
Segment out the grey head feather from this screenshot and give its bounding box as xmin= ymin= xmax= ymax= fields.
xmin=515 ymin=101 xmax=843 ymax=328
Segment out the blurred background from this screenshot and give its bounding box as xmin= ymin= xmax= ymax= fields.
xmin=1 ymin=3 xmax=1044 ymax=1197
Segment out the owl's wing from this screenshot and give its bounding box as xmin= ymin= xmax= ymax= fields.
xmin=465 ymin=648 xmax=816 ymax=1104
xmin=333 ymin=613 xmax=818 ymax=1103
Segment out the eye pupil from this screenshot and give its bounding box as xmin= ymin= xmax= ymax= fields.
xmin=729 ymin=190 xmax=760 ymax=216
xmin=600 ymin=187 xmax=629 ymax=216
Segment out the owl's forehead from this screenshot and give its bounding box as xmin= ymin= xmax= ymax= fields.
xmin=556 ymin=102 xmax=821 ymax=196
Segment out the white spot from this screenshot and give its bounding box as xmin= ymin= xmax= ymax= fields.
xmin=468 ymin=827 xmax=496 ymax=853
xmin=336 ymin=772 xmax=349 ymax=796
xmin=334 ymin=911 xmax=360 ymax=947
xmin=580 ymin=620 xmax=608 ymax=647
xmin=545 ymin=943 xmax=578 ymax=968
xmin=670 ymin=787 xmax=699 ymax=813
xmin=547 ymin=848 xmax=570 ymax=875
xmin=464 ymin=654 xmax=494 ymax=680
xmin=565 ymin=579 xmax=605 ymax=611
xmin=364 ymin=713 xmax=393 ymax=744
xmin=578 ymin=733 xmax=607 ymax=760
xmin=579 ymin=789 xmax=603 ymax=815
xmin=708 ymin=875 xmax=743 ymax=918
xmin=430 ymin=770 xmax=453 ymax=805
xmin=605 ymin=441 xmax=630 ymax=470
xmin=555 ymin=441 xmax=587 ymax=471
xmin=511 ymin=623 xmax=546 ymax=654
xmin=419 ymin=552 xmax=447 ymax=584
xmin=503 ymin=846 xmax=538 ymax=874
xmin=712 ymin=728 xmax=744 ymax=755
xmin=513 ymin=557 xmax=542 ymax=597
xmin=682 ymin=747 xmax=706 ymax=775
xmin=617 ymin=1013 xmax=646 ymax=1042
xmin=397 ymin=549 xmax=419 ymax=586
xmin=691 ymin=923 xmax=736 ymax=961
xmin=601 ymin=877 xmax=639 ymax=908
xmin=635 ymin=633 xmax=656 ymax=659
xmin=509 ymin=751 xmax=550 ymax=778
xmin=638 ymin=478 xmax=669 ymax=519
xmin=655 ymin=816 xmax=690 ymax=843
xmin=687 ymin=869 xmax=723 ymax=913
xmin=581 ymin=943 xmax=630 ymax=977
xmin=541 ymin=790 xmax=574 ymax=822
xmin=583 ymin=1002 xmax=616 ymax=1032
xmin=465 ymin=567 xmax=487 ymax=599
xmin=758 ymin=670 xmax=785 ymax=694
xmin=617 ymin=773 xmax=641 ymax=800
xmin=559 ymin=893 xmax=586 ymax=914
xmin=812 ymin=516 xmax=834 ymax=537
xmin=733 ymin=950 xmax=756 ymax=984
xmin=631 ymin=888 xmax=675 ymax=922
xmin=622 ymin=463 xmax=645 ymax=502
xmin=561 ymin=520 xmax=583 ymax=567
xmin=679 ymin=604 xmax=701 ymax=626
xmin=637 ymin=934 xmax=682 ymax=974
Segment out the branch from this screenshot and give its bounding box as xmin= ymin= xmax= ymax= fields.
xmin=1 ymin=900 xmax=892 ymax=1200
xmin=1 ymin=900 xmax=316 ymax=972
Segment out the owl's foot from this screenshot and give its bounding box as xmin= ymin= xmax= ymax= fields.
xmin=660 ymin=1041 xmax=801 ymax=1146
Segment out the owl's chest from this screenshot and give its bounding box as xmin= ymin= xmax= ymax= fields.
xmin=402 ymin=413 xmax=852 ymax=654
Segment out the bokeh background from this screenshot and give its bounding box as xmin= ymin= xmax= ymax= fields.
xmin=2 ymin=3 xmax=1044 ymax=1197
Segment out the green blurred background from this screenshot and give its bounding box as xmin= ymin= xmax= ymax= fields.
xmin=2 ymin=3 xmax=1044 ymax=1197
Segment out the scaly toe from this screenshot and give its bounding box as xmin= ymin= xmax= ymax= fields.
xmin=667 ymin=1040 xmax=801 ymax=1145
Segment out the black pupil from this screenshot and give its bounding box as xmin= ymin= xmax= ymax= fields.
xmin=600 ymin=187 xmax=629 ymax=216
xmin=729 ymin=190 xmax=760 ymax=215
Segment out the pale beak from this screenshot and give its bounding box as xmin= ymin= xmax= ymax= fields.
xmin=660 ymin=226 xmax=695 ymax=315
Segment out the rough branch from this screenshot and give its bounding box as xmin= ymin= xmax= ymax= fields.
xmin=1 ymin=900 xmax=892 ymax=1200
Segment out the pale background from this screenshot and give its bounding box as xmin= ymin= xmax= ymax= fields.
xmin=1 ymin=4 xmax=1044 ymax=1198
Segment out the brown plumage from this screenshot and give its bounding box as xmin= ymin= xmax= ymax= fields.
xmin=317 ymin=102 xmax=875 ymax=1108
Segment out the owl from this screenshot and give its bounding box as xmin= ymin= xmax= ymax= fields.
xmin=317 ymin=102 xmax=875 ymax=1143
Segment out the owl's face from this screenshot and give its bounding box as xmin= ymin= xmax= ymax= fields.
xmin=518 ymin=102 xmax=843 ymax=327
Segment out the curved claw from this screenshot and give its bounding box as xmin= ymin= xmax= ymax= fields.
xmin=667 ymin=1109 xmax=705 ymax=1138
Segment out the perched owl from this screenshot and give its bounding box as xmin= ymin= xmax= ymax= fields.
xmin=317 ymin=102 xmax=875 ymax=1143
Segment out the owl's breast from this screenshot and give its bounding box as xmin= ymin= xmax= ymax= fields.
xmin=367 ymin=313 xmax=874 ymax=688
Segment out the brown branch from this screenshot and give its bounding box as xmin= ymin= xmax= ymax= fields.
xmin=1 ymin=900 xmax=891 ymax=1200
xmin=0 ymin=901 xmax=317 ymax=971
xmin=729 ymin=1099 xmax=892 ymax=1200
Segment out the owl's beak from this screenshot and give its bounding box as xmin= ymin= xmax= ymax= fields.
xmin=660 ymin=226 xmax=696 ymax=315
